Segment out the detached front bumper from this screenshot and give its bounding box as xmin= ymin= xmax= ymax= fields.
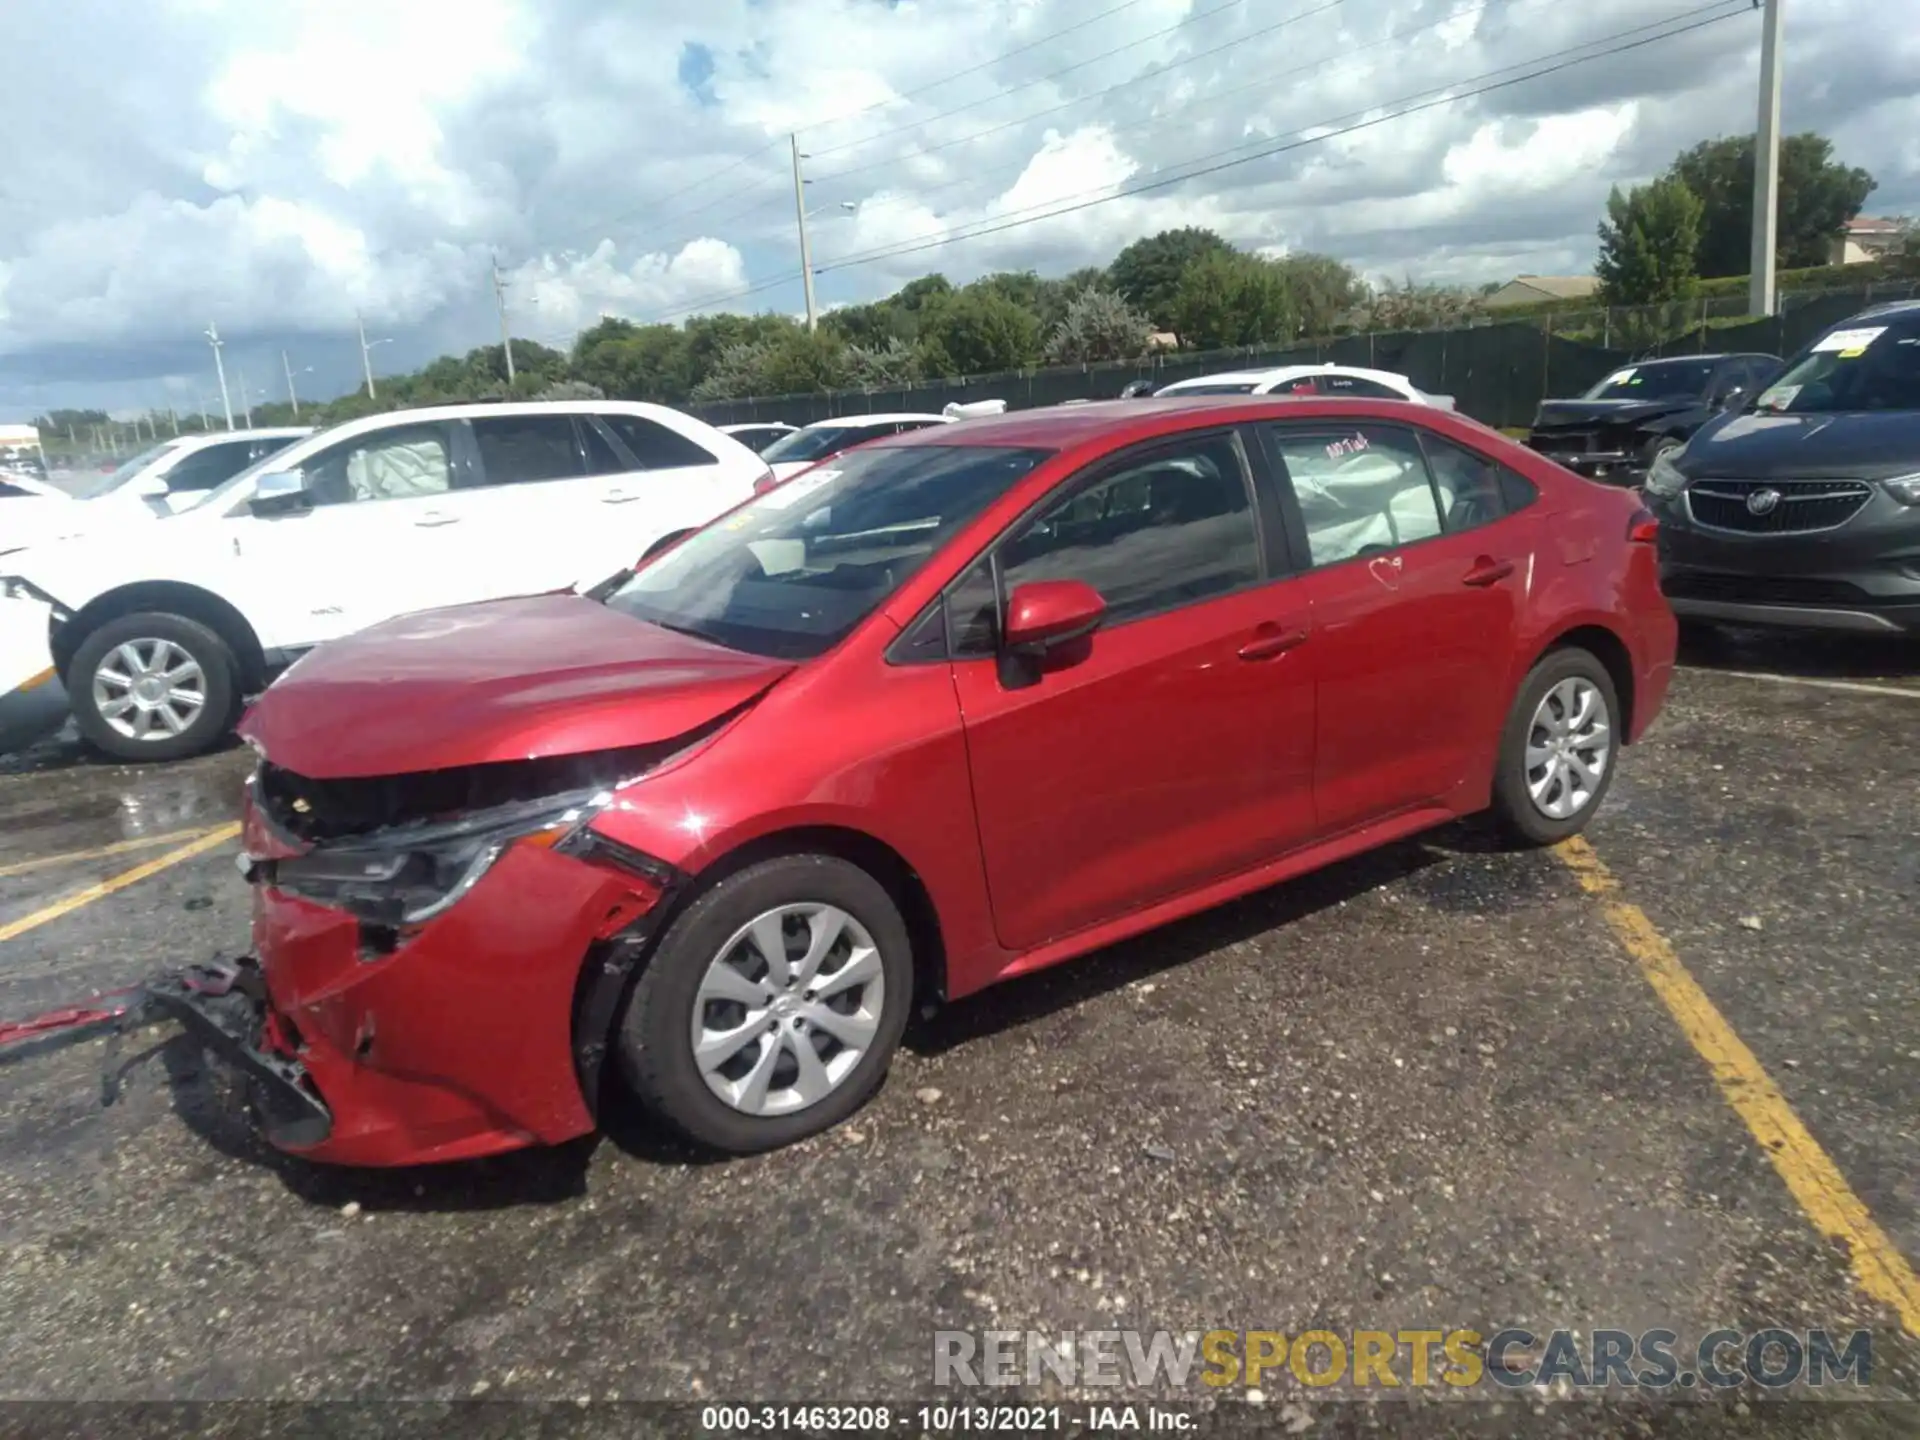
xmin=142 ymin=961 xmax=333 ymax=1151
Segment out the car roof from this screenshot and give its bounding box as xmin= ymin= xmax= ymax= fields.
xmin=1159 ymin=363 xmax=1415 ymax=387
xmin=882 ymin=395 xmax=1445 ymax=451
xmin=179 ymin=426 xmax=311 ymax=447
xmin=1850 ymin=299 xmax=1920 ymax=321
xmin=802 ymin=412 xmax=950 ymax=428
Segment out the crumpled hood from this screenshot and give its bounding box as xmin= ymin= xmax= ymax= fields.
xmin=1680 ymin=409 xmax=1920 ymax=481
xmin=239 ymin=593 xmax=794 ymax=779
xmin=1532 ymin=397 xmax=1699 ymax=431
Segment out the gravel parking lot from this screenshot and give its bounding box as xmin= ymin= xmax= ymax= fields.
xmin=1 ymin=628 xmax=1916 ymax=1432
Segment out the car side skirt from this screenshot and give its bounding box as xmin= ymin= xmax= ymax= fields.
xmin=984 ymin=802 xmax=1459 ymax=990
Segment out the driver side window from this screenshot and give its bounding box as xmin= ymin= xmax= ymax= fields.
xmin=301 ymin=425 xmax=453 ymax=506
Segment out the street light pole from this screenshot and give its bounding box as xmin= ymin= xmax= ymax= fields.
xmin=1748 ymin=0 xmax=1786 ymax=317
xmin=492 ymin=253 xmax=516 ymax=385
xmin=237 ymin=372 xmax=254 ymax=429
xmin=282 ymin=349 xmax=302 ymax=419
xmin=356 ymin=312 xmax=383 ymax=400
xmin=205 ymin=323 xmax=235 ymax=430
xmin=791 ymin=134 xmax=818 ymax=332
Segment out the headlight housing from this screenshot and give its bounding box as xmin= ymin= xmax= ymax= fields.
xmin=1883 ymin=473 xmax=1920 ymax=506
xmin=1644 ymin=447 xmax=1689 ymax=498
xmin=265 ymin=786 xmax=609 ymax=926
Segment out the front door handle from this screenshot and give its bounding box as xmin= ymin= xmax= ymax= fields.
xmin=1238 ymin=625 xmax=1309 ymax=661
xmin=601 ymin=490 xmax=640 ymax=505
xmin=1462 ymin=556 xmax=1515 ymax=587
xmin=414 ymin=512 xmax=460 ymax=528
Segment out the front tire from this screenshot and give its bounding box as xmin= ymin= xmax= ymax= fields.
xmin=617 ymin=854 xmax=914 ymax=1153
xmin=67 ymin=612 xmax=240 ymax=762
xmin=1490 ymin=647 xmax=1620 ymax=847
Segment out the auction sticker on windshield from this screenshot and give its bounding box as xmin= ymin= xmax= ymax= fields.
xmin=1603 ymin=367 xmax=1637 ymax=386
xmin=1812 ymin=327 xmax=1885 ymax=354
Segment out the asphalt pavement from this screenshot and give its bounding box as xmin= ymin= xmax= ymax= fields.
xmin=0 ymin=627 xmax=1915 ymax=1434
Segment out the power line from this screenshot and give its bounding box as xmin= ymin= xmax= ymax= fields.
xmin=810 ymin=0 xmax=1498 ymax=198
xmin=519 ymin=1 xmax=1161 ymax=266
xmin=587 ymin=0 xmax=1471 ymax=282
xmin=800 ymin=0 xmax=1161 ymax=138
xmin=804 ymin=0 xmax=1253 ymax=161
xmin=813 ymin=1 xmax=1754 ymax=277
xmin=638 ymin=0 xmax=1751 ymax=323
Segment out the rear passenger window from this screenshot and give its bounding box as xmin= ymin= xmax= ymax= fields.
xmin=580 ymin=419 xmax=629 ymax=476
xmin=1418 ymin=434 xmax=1523 ymax=533
xmin=600 ymin=414 xmax=718 ymax=470
xmin=1318 ymin=375 xmax=1405 ymax=399
xmin=999 ymin=432 xmax=1262 ymax=626
xmin=1268 ymin=425 xmax=1443 ymax=566
xmin=472 ymin=415 xmax=582 ymax=485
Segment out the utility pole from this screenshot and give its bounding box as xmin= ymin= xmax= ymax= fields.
xmin=790 ymin=134 xmax=819 ymax=332
xmin=282 ymin=350 xmax=302 ymax=419
xmin=1748 ymin=0 xmax=1786 ymax=317
xmin=236 ymin=373 xmax=254 ymax=429
xmin=492 ymin=254 xmax=516 ymax=385
xmin=356 ymin=312 xmax=383 ymax=400
xmin=205 ymin=323 xmax=235 ymax=430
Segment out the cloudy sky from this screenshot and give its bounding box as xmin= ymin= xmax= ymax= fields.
xmin=0 ymin=0 xmax=1912 ymax=421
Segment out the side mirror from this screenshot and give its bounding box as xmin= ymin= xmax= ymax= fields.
xmin=131 ymin=474 xmax=170 ymax=499
xmin=1718 ymin=385 xmax=1746 ymax=410
xmin=1004 ymin=580 xmax=1106 ymax=655
xmin=248 ymin=470 xmax=309 ymax=516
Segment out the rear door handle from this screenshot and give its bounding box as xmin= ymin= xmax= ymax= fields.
xmin=414 ymin=512 xmax=460 ymax=528
xmin=601 ymin=490 xmax=640 ymax=505
xmin=1238 ymin=625 xmax=1309 ymax=661
xmin=1462 ymin=557 xmax=1515 ymax=587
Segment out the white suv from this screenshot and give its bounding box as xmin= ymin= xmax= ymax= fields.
xmin=0 ymin=401 xmax=771 ymax=761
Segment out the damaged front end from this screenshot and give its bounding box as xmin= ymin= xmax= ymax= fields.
xmin=230 ymin=739 xmax=695 ymax=1166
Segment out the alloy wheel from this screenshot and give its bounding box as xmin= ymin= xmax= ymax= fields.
xmin=690 ymin=903 xmax=887 ymax=1117
xmin=1524 ymin=676 xmax=1611 ymax=820
xmin=91 ymin=638 xmax=207 ymax=742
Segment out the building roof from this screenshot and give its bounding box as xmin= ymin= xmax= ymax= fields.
xmin=1501 ymin=275 xmax=1601 ymax=299
xmin=1840 ymin=216 xmax=1901 ymax=235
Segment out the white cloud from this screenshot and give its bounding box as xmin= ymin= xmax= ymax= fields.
xmin=1 ymin=0 xmax=1915 ymax=416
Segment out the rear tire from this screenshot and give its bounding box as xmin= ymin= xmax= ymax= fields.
xmin=1490 ymin=647 xmax=1621 ymax=847
xmin=617 ymin=854 xmax=914 ymax=1153
xmin=67 ymin=612 xmax=240 ymax=763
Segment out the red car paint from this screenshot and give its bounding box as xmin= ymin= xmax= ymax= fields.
xmin=237 ymin=397 xmax=1676 ymax=1166
xmin=248 ymin=593 xmax=793 ymax=778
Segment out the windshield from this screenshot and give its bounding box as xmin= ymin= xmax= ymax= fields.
xmin=1160 ymin=381 xmax=1261 ymax=396
xmin=762 ymin=424 xmax=899 ymax=464
xmin=605 ymin=444 xmax=1051 ymax=660
xmin=1581 ymin=361 xmax=1714 ymax=402
xmin=1754 ymin=318 xmax=1920 ymax=414
xmin=71 ymin=441 xmax=181 ymax=499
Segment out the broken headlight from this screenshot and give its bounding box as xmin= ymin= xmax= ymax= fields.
xmin=264 ymin=786 xmax=609 ymax=926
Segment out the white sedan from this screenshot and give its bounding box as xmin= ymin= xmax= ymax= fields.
xmin=1150 ymin=364 xmax=1455 ymax=409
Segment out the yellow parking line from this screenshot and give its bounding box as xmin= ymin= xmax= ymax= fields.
xmin=0 ymin=823 xmax=241 ymax=946
xmin=0 ymin=825 xmax=231 ymax=881
xmin=1556 ymin=835 xmax=1920 ymax=1337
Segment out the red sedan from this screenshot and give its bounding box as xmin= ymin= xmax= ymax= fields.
xmin=231 ymin=397 xmax=1676 ymax=1164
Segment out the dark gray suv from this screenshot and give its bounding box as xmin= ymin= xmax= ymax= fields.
xmin=1645 ymin=302 xmax=1920 ymax=635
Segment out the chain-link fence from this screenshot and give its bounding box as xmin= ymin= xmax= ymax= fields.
xmin=688 ymin=281 xmax=1920 ymax=432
